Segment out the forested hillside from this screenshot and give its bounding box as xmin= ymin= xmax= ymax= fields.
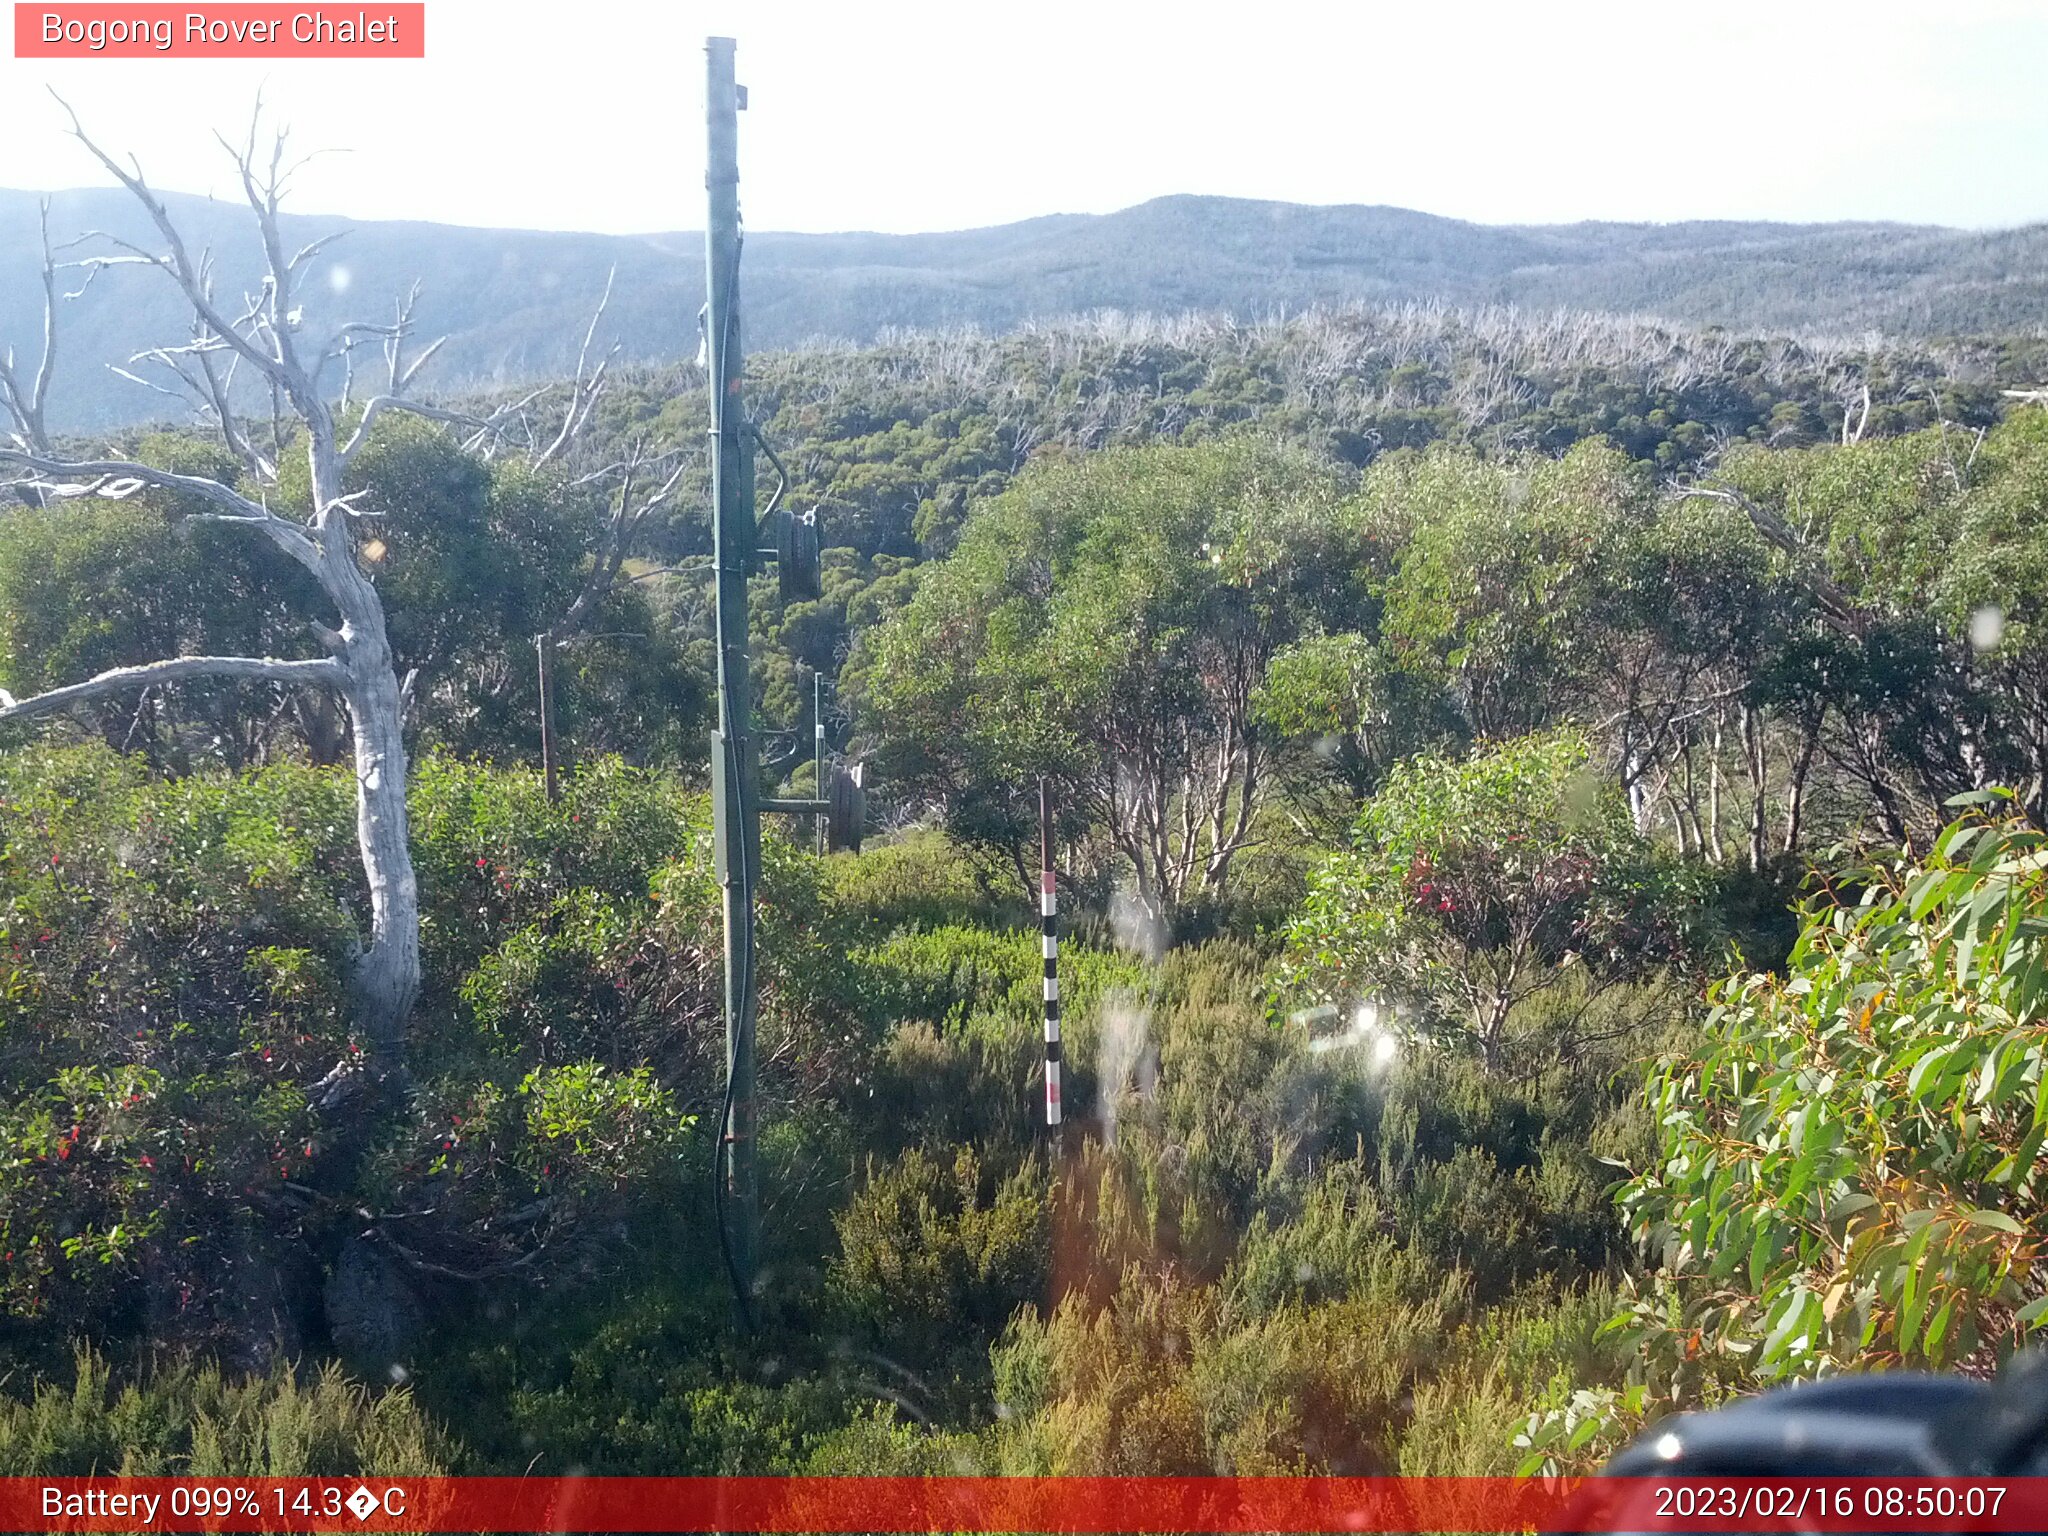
xmin=10 ymin=184 xmax=2048 ymax=430
xmin=10 ymin=173 xmax=2048 ymax=1480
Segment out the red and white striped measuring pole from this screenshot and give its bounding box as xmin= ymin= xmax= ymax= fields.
xmin=1039 ymin=777 xmax=1062 ymax=1127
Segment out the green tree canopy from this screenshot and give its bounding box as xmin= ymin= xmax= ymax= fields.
xmin=854 ymin=436 xmax=1364 ymax=919
xmin=1373 ymin=441 xmax=1647 ymax=740
xmin=0 ymin=420 xmax=707 ymax=771
xmin=1713 ymin=413 xmax=2048 ymax=840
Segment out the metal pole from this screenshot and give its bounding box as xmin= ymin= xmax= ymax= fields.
xmin=1040 ymin=777 xmax=1062 ymax=1128
xmin=814 ymin=671 xmax=826 ymax=856
xmin=705 ymin=34 xmax=758 ymax=1315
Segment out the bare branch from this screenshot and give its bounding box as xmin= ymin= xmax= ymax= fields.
xmin=105 ymin=364 xmax=186 ymax=401
xmin=570 ymin=265 xmax=615 ymax=386
xmin=2 ymin=449 xmax=250 ymax=514
xmin=27 ymin=200 xmax=59 ymax=437
xmin=198 ymin=342 xmax=277 ymax=481
xmin=370 ymin=1226 xmax=549 ymax=1282
xmin=534 ymin=266 xmax=619 ymax=467
xmin=286 ymin=228 xmax=349 ymax=278
xmin=49 ymin=92 xmax=309 ymax=408
xmin=549 ymin=447 xmax=691 ymax=642
xmin=1842 ymin=380 xmax=1871 ymax=446
xmin=387 ymin=282 xmax=425 ymax=391
xmin=627 ymin=558 xmax=712 ymax=584
xmin=1672 ymin=483 xmax=1865 ymax=634
xmin=337 ymin=395 xmax=520 ymax=469
xmin=0 ymin=654 xmax=343 ymax=725
xmin=0 ymin=448 xmax=319 ymax=568
xmin=396 ymin=334 xmax=446 ymax=395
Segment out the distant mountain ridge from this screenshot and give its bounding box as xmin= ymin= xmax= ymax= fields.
xmin=5 ymin=187 xmax=2046 ymax=431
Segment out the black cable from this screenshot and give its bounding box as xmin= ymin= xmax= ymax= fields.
xmin=709 ymin=666 xmax=759 ymax=1336
xmin=710 ymin=893 xmax=757 ymax=1334
xmin=751 ymin=422 xmax=788 ymax=523
xmin=707 ymin=222 xmax=757 ymax=1333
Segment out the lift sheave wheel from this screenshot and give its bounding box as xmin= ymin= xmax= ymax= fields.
xmin=778 ymin=506 xmax=823 ymax=602
xmin=826 ymin=762 xmax=865 ymax=853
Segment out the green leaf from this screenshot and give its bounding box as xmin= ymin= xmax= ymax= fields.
xmin=1749 ymin=1224 xmax=1775 ymax=1291
xmin=1962 ymin=1209 xmax=2024 ymax=1234
xmin=1829 ymin=1191 xmax=1877 ymax=1224
xmin=1925 ymin=1296 xmax=1956 ymax=1359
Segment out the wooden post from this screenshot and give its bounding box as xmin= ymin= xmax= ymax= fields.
xmin=536 ymin=634 xmax=560 ymax=803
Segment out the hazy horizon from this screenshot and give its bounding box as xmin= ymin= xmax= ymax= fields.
xmin=3 ymin=183 xmax=2017 ymax=243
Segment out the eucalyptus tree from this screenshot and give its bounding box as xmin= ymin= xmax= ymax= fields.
xmin=857 ymin=437 xmax=1363 ymax=923
xmin=1371 ymin=441 xmax=1641 ymax=742
xmin=1701 ymin=414 xmax=2048 ymax=845
xmin=1621 ymin=801 xmax=2048 ymax=1383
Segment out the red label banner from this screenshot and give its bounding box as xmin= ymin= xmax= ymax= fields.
xmin=0 ymin=1476 xmax=2042 ymax=1533
xmin=14 ymin=4 xmax=424 ymax=57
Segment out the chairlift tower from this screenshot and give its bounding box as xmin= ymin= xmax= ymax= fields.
xmin=703 ymin=36 xmax=863 ymax=1319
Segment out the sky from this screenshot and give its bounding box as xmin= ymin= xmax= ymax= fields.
xmin=3 ymin=0 xmax=2046 ymax=236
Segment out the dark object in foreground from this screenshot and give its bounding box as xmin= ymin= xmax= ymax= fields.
xmin=1604 ymin=1351 xmax=2048 ymax=1475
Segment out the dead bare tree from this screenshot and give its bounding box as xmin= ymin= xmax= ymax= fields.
xmin=0 ymin=198 xmax=60 ymax=456
xmin=484 ymin=259 xmax=698 ymax=799
xmin=0 ymin=100 xmax=524 ymax=1089
xmin=535 ymin=438 xmax=690 ymax=798
xmin=1840 ymin=378 xmax=1872 ymax=446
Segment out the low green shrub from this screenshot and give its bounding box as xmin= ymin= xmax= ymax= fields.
xmin=0 ymin=1348 xmax=451 ymax=1475
xmin=829 ymin=1146 xmax=1049 ymax=1400
xmin=823 ymin=830 xmax=1024 ymax=936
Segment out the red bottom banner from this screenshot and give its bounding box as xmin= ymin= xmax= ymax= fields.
xmin=5 ymin=1475 xmax=2047 ymax=1533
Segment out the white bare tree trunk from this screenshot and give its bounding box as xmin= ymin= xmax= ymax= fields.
xmin=0 ymin=104 xmax=538 ymax=1079
xmin=342 ymin=652 xmax=420 ymax=1061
